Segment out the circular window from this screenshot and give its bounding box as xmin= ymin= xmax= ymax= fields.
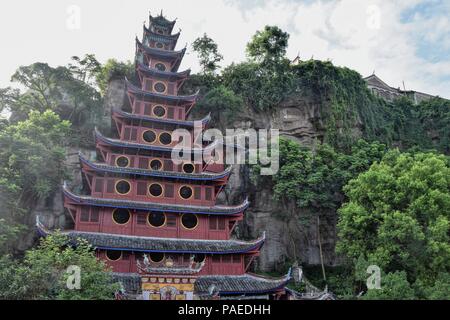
xmin=148 ymin=212 xmax=166 ymax=228
xmin=116 ymin=156 xmax=130 ymax=168
xmin=155 ymin=28 xmax=164 ymax=34
xmin=149 ymin=183 xmax=163 ymax=197
xmin=193 ymin=254 xmax=206 ymax=263
xmin=159 ymin=132 xmax=172 ymax=145
xmin=155 ymin=63 xmax=166 ymax=71
xmin=112 ymin=208 xmax=131 ymax=225
xmin=155 ymin=42 xmax=164 ymax=49
xmin=153 ymin=105 xmax=166 ymax=118
xmin=106 ymin=250 xmax=122 ymax=261
xmin=181 ymin=214 xmax=198 ymax=230
xmin=142 ymin=130 xmax=157 ymax=144
xmin=149 ymin=253 xmax=165 ymax=263
xmin=179 ymin=186 xmax=193 ymax=200
xmin=150 ymin=159 xmax=163 ymax=171
xmin=182 ymin=163 xmax=195 ymax=174
xmin=154 ymin=82 xmax=166 ymax=93
xmin=115 ymin=180 xmax=131 ymax=195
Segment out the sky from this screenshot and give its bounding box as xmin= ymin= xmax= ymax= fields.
xmin=0 ymin=0 xmax=449 ymax=98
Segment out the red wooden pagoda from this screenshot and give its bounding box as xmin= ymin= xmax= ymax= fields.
xmin=37 ymin=11 xmax=291 ymax=300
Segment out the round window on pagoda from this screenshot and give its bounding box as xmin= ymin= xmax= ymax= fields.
xmin=179 ymin=186 xmax=193 ymax=200
xmin=149 ymin=252 xmax=165 ymax=263
xmin=155 ymin=42 xmax=164 ymax=49
xmin=112 ymin=208 xmax=131 ymax=225
xmin=148 ymin=212 xmax=166 ymax=228
xmin=153 ymin=105 xmax=166 ymax=118
xmin=159 ymin=132 xmax=172 ymax=145
xmin=193 ymin=254 xmax=206 ymax=263
xmin=155 ymin=28 xmax=164 ymax=35
xmin=115 ymin=180 xmax=131 ymax=195
xmin=150 ymin=159 xmax=163 ymax=171
xmin=148 ymin=183 xmax=163 ymax=197
xmin=142 ymin=130 xmax=157 ymax=144
xmin=116 ymin=156 xmax=130 ymax=168
xmin=154 ymin=82 xmax=166 ymax=93
xmin=182 ymin=163 xmax=195 ymax=174
xmin=155 ymin=63 xmax=166 ymax=71
xmin=181 ymin=214 xmax=198 ymax=230
xmin=106 ymin=250 xmax=122 ymax=261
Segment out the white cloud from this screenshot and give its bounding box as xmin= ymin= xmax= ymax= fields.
xmin=0 ymin=0 xmax=448 ymax=98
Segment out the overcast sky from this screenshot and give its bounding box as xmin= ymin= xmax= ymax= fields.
xmin=0 ymin=0 xmax=449 ymax=98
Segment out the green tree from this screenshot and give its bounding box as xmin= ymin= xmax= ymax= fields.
xmin=0 ymin=233 xmax=119 ymax=300
xmin=192 ymin=34 xmax=223 ymax=74
xmin=362 ymin=271 xmax=416 ymax=300
xmin=337 ymin=150 xmax=450 ymax=298
xmin=0 ymin=110 xmax=70 ymax=253
xmin=195 ymin=85 xmax=243 ymax=129
xmin=246 ymin=26 xmax=290 ymax=64
xmin=95 ymin=58 xmax=134 ymax=96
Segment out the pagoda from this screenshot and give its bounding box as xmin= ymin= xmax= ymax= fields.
xmin=37 ymin=11 xmax=291 ymax=300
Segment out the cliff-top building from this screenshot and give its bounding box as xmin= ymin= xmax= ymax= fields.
xmin=37 ymin=12 xmax=291 ymax=300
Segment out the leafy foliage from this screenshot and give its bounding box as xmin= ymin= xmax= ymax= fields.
xmin=337 ymin=150 xmax=450 ymax=299
xmin=192 ymin=34 xmax=223 ymax=74
xmin=246 ymin=25 xmax=290 ymax=64
xmin=95 ymin=58 xmax=135 ymax=95
xmin=0 ymin=233 xmax=119 ymax=300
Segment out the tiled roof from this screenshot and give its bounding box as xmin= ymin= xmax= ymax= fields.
xmin=63 ymin=184 xmax=249 ymax=216
xmin=112 ymin=108 xmax=209 ymax=127
xmin=195 ymin=272 xmax=291 ymax=295
xmin=126 ymin=78 xmax=198 ymax=104
xmin=136 ymin=62 xmax=190 ymax=82
xmin=94 ymin=127 xmax=215 ymax=154
xmin=144 ymin=25 xmax=180 ymax=42
xmin=149 ymin=13 xmax=176 ymax=32
xmin=136 ymin=38 xmax=185 ymax=59
xmin=79 ymin=152 xmax=231 ymax=181
xmin=36 ymin=218 xmax=264 ymax=254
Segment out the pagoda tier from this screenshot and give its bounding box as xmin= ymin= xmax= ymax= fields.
xmin=94 ymin=127 xmax=216 ymax=154
xmin=37 ymin=217 xmax=263 ymax=275
xmin=135 ymin=63 xmax=190 ymax=90
xmin=63 ymin=184 xmax=249 ymax=216
xmin=79 ymin=153 xmax=231 ymax=182
xmin=142 ymin=25 xmax=180 ymax=51
xmin=112 ymin=109 xmax=210 ymax=127
xmin=136 ymin=39 xmax=185 ymax=73
xmin=126 ymin=78 xmax=198 ymax=107
xmin=149 ymin=12 xmax=177 ymax=34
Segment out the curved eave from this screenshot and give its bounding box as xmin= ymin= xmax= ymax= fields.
xmin=94 ymin=127 xmax=215 ymax=154
xmin=112 ymin=108 xmax=210 ymax=127
xmin=79 ymin=152 xmax=231 ymax=181
xmin=126 ymin=79 xmax=198 ymax=105
xmin=144 ymin=25 xmax=180 ymax=42
xmin=196 ymin=270 xmax=292 ymax=296
xmin=149 ymin=14 xmax=177 ymax=33
xmin=136 ymin=62 xmax=190 ymax=81
xmin=62 ymin=184 xmax=249 ymax=216
xmin=37 ymin=217 xmax=264 ymax=255
xmin=136 ymin=38 xmax=185 ymax=61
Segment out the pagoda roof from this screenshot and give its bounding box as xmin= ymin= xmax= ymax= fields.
xmin=144 ymin=24 xmax=181 ymax=42
xmin=195 ymin=271 xmax=292 ymax=296
xmin=149 ymin=12 xmax=177 ymax=33
xmin=136 ymin=39 xmax=186 ymax=72
xmin=63 ymin=184 xmax=249 ymax=216
xmin=126 ymin=79 xmax=198 ymax=106
xmin=136 ymin=62 xmax=190 ymax=82
xmin=112 ymin=108 xmax=210 ymax=127
xmin=94 ymin=127 xmax=215 ymax=154
xmin=79 ymin=152 xmax=232 ymax=181
xmin=36 ymin=217 xmax=264 ymax=254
